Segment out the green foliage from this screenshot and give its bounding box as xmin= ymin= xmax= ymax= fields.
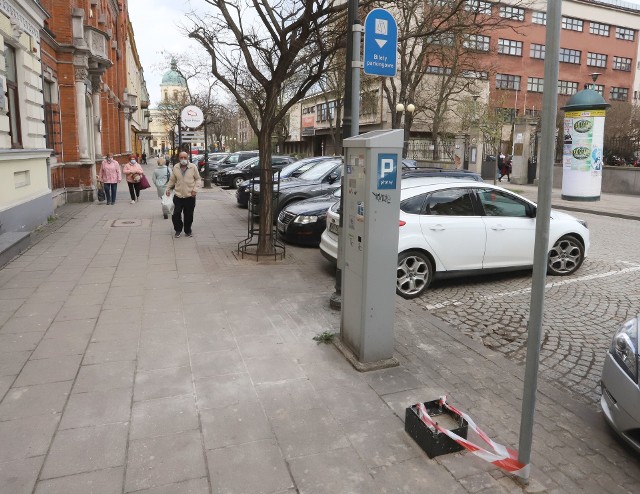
xmin=313 ymin=331 xmax=335 ymax=345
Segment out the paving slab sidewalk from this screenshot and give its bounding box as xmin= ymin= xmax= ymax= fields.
xmin=0 ymin=168 xmax=638 ymax=494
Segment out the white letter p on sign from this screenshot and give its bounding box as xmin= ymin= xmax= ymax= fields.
xmin=380 ymin=159 xmax=394 ymax=178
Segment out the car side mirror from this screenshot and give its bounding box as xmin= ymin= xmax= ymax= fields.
xmin=327 ymin=172 xmax=339 ymax=184
xmin=527 ymin=205 xmax=537 ymax=218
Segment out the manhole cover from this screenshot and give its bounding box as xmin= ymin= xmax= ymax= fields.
xmin=111 ymin=219 xmax=142 ymax=227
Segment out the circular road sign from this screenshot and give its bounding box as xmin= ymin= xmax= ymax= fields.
xmin=181 ymin=105 xmax=204 ymax=128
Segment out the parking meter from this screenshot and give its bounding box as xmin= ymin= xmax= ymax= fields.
xmin=341 ymin=129 xmax=403 ymax=363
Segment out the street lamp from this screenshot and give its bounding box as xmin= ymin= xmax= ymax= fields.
xmin=396 ymin=102 xmax=415 ymax=158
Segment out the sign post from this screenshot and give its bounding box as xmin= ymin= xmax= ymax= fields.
xmin=363 ymin=9 xmax=398 ymax=77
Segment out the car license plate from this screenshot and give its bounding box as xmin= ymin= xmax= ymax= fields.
xmin=329 ymin=222 xmax=338 ymax=235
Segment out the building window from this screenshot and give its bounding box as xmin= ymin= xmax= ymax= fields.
xmin=562 ymin=17 xmax=583 ymax=32
xmin=593 ymin=84 xmax=604 ymax=95
xmin=525 ymin=109 xmax=541 ymax=118
xmin=464 ymin=34 xmax=490 ymax=52
xmin=43 ymin=80 xmax=62 ymax=154
xmin=426 ymin=66 xmax=452 ymax=75
xmin=461 ymin=70 xmax=488 ymax=79
xmin=613 ymin=56 xmax=632 ymax=71
xmin=587 ymin=52 xmax=607 ymax=68
xmin=610 ymin=87 xmax=629 ymax=101
xmin=527 ymin=77 xmax=544 ymax=93
xmin=590 ymin=22 xmax=610 ymax=36
xmin=499 ymin=6 xmax=524 ymax=21
xmin=328 ymin=100 xmax=336 ymax=119
xmin=465 ymin=0 xmax=492 ymax=14
xmin=531 ymin=11 xmax=546 ymax=25
xmin=616 ymin=27 xmax=635 ymax=41
xmin=4 ymin=45 xmax=22 ymax=148
xmin=559 ymin=48 xmax=581 ymax=64
xmin=496 ymin=73 xmax=520 ymax=90
xmin=495 ymin=108 xmax=518 ymax=123
xmin=558 ymin=80 xmax=579 ymax=96
xmin=530 ymin=44 xmax=545 ymax=60
xmin=427 ymin=33 xmax=454 ymax=45
xmin=498 ymin=39 xmax=523 ymax=56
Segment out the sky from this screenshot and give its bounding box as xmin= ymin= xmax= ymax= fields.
xmin=128 ymin=0 xmax=204 ymax=107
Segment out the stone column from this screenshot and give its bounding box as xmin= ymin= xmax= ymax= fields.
xmin=123 ymin=107 xmax=132 ymax=154
xmin=91 ymin=76 xmax=102 ymax=158
xmin=75 ymin=67 xmax=90 ymax=160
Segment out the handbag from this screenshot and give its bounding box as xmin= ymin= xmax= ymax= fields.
xmin=97 ymin=181 xmax=105 ymax=202
xmin=139 ymin=174 xmax=151 ymax=190
xmin=132 ymin=173 xmax=142 ymax=183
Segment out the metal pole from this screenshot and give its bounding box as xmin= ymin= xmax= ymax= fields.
xmin=330 ymin=0 xmax=359 ymax=310
xmin=351 ymin=20 xmax=362 ymax=137
xmin=517 ymin=0 xmax=561 ymax=483
xmin=203 ymin=121 xmax=211 ymax=188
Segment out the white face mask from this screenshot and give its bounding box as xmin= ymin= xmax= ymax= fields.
xmin=106 ymin=157 xmax=112 ymax=162
xmin=130 ymin=159 xmax=135 ymax=164
xmin=180 ymin=159 xmax=188 ymax=166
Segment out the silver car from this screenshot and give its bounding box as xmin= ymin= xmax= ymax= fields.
xmin=601 ymin=315 xmax=640 ymax=453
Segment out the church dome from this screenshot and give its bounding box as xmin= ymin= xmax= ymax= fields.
xmin=161 ymin=59 xmax=187 ymax=86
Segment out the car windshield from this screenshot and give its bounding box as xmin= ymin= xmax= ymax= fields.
xmin=239 ymin=157 xmax=259 ymax=169
xmin=298 ymin=160 xmax=340 ymax=181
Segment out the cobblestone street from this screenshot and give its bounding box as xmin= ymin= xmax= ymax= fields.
xmin=406 ymin=212 xmax=640 ymax=406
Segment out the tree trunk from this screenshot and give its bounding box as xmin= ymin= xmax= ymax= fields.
xmin=257 ymin=129 xmax=275 ymax=255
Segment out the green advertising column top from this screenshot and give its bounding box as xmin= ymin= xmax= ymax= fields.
xmin=562 ymin=88 xmax=610 ymax=112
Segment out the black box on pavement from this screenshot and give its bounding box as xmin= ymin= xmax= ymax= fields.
xmin=405 ymin=400 xmax=468 ymax=459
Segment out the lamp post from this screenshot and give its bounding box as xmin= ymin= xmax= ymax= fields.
xmin=396 ymin=102 xmax=415 ymax=158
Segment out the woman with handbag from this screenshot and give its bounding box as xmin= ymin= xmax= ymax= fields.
xmin=98 ymin=153 xmax=122 ymax=205
xmin=123 ymin=154 xmax=144 ymax=204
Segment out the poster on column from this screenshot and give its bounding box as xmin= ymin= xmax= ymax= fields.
xmin=563 ymin=110 xmax=605 ymax=176
xmin=561 ymin=109 xmax=606 ymax=200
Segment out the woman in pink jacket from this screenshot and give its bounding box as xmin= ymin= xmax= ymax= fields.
xmin=98 ymin=153 xmax=122 ymax=205
xmin=123 ymin=154 xmax=144 ymax=204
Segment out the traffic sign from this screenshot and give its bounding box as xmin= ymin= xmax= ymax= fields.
xmin=363 ymin=8 xmax=398 ymax=77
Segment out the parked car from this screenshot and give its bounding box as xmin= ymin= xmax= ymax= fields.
xmin=198 ymin=152 xmax=230 ymax=176
xmin=601 ymin=315 xmax=640 ymax=453
xmin=249 ymin=158 xmax=343 ymax=218
xmin=320 ymin=177 xmax=590 ymax=299
xmin=275 ymin=166 xmax=481 ymax=246
xmin=210 ymin=151 xmax=259 ymax=183
xmin=277 ymin=188 xmax=341 ymax=246
xmin=236 ymin=156 xmax=333 ymax=208
xmin=217 ymin=155 xmax=295 ymax=188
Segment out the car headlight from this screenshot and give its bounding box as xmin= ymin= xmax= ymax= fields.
xmin=610 ymin=317 xmax=639 ymax=382
xmin=293 ymin=215 xmax=318 ymax=224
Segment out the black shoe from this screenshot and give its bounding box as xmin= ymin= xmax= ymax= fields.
xmin=175 ymin=232 xmax=181 ymax=238
xmin=185 ymin=232 xmax=193 ymax=237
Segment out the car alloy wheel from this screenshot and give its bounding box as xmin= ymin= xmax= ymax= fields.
xmin=547 ymin=235 xmax=584 ymax=276
xmin=396 ymin=250 xmax=432 ymax=299
xmin=233 ymin=176 xmax=244 ymax=189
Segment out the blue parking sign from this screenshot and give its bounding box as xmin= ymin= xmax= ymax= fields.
xmin=377 ymin=154 xmax=397 ymax=189
xmin=363 ymin=9 xmax=398 ymax=77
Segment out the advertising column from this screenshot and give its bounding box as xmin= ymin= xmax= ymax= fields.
xmin=561 ymin=89 xmax=609 ymax=201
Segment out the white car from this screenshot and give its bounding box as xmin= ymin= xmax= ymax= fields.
xmin=319 ymin=177 xmax=590 ymax=299
xmin=601 ymin=316 xmax=640 ymax=453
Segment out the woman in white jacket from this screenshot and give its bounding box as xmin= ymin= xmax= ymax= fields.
xmin=152 ymin=157 xmax=173 ymax=219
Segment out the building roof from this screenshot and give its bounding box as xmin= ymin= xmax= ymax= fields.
xmin=161 ymin=59 xmax=187 ymax=86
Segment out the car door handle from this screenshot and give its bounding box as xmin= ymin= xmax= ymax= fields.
xmin=491 ymin=225 xmax=506 ymax=231
xmin=429 ymin=224 xmax=445 ymax=231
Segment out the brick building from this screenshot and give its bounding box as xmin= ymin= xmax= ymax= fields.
xmin=40 ymin=0 xmax=147 ymax=205
xmin=469 ymin=0 xmax=640 ymax=119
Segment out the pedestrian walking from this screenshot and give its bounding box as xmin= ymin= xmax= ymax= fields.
xmin=123 ymin=154 xmax=144 ymax=204
xmin=141 ymin=152 xmax=147 ymax=164
xmin=499 ymin=155 xmax=512 ymax=182
xmin=97 ymin=153 xmax=122 ymax=205
xmin=165 ymin=151 xmax=201 ymax=238
xmin=153 ymin=157 xmax=173 ymax=219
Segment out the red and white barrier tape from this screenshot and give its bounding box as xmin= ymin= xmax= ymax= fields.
xmin=415 ymin=396 xmax=527 ymax=477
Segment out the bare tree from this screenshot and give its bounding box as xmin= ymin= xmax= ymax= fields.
xmin=380 ymin=0 xmax=525 ymax=152
xmin=188 ymin=0 xmax=348 ymax=255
